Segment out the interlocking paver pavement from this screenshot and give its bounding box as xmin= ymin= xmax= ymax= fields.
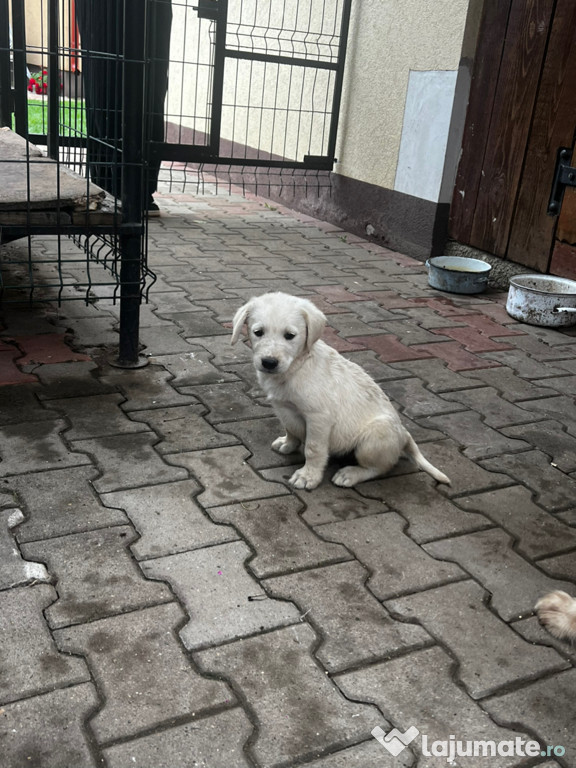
xmin=0 ymin=585 xmax=90 ymax=704
xmin=196 ymin=624 xmax=383 ymax=766
xmin=2 ymin=187 xmax=576 ymax=767
xmin=142 ymin=541 xmax=301 ymax=648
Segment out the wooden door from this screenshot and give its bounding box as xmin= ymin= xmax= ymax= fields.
xmin=449 ymin=0 xmax=576 ymax=277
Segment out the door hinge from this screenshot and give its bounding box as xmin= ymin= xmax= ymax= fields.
xmin=548 ymin=147 xmax=576 ymax=216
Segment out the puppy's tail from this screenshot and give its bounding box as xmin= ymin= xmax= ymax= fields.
xmin=404 ymin=434 xmax=451 ymax=485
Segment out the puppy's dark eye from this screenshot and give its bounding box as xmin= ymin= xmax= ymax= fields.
xmin=253 ymin=329 xmax=264 ymax=337
xmin=284 ymin=332 xmax=296 ymax=340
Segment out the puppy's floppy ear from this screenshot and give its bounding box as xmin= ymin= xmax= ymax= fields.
xmin=231 ymin=301 xmax=252 ymax=345
xmin=302 ymin=302 xmax=326 ymax=351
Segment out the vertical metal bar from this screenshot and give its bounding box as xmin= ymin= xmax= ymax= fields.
xmin=326 ymin=0 xmax=352 ymax=161
xmin=117 ymin=0 xmax=146 ymax=367
xmin=11 ymin=0 xmax=27 ymax=136
xmin=47 ymin=0 xmax=59 ymax=159
xmin=209 ymin=0 xmax=228 ymax=155
xmin=0 ymin=0 xmax=11 ymax=126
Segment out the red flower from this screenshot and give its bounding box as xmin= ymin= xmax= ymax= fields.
xmin=35 ymin=84 xmax=42 ymax=94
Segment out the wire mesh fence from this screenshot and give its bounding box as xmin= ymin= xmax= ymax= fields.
xmin=1 ymin=0 xmax=351 ymax=361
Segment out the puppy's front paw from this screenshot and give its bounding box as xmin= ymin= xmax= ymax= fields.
xmin=289 ymin=467 xmax=322 ymax=490
xmin=271 ymin=436 xmax=300 ymax=455
xmin=535 ymin=590 xmax=576 ymax=640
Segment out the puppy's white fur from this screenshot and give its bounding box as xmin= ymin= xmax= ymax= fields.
xmin=535 ymin=591 xmax=576 ymax=641
xmin=231 ymin=292 xmax=450 ymax=490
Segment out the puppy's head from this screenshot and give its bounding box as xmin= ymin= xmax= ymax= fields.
xmin=231 ymin=292 xmax=326 ymax=376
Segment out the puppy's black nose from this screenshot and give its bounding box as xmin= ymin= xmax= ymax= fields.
xmin=261 ymin=357 xmax=279 ymax=371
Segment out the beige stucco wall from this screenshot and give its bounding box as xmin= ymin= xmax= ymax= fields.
xmin=19 ymin=0 xmax=75 ymax=72
xmin=166 ymin=0 xmax=479 ymax=201
xmin=336 ymin=0 xmax=471 ymax=190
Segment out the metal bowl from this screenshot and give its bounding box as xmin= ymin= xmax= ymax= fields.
xmin=426 ymin=256 xmax=492 ymax=294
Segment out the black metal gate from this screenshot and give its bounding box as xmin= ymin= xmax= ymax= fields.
xmin=154 ymin=0 xmax=351 ymax=173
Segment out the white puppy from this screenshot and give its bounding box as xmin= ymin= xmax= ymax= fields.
xmin=231 ymin=292 xmax=450 ymax=490
xmin=535 ymin=591 xmax=576 ymax=641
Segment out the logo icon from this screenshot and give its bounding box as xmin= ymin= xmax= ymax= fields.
xmin=372 ymin=725 xmax=420 ymax=756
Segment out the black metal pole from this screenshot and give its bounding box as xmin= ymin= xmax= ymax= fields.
xmin=10 ymin=0 xmax=28 ymax=136
xmin=208 ymin=0 xmax=228 ymax=156
xmin=47 ymin=0 xmax=59 ymax=159
xmin=116 ymin=0 xmax=147 ymax=367
xmin=326 ymin=0 xmax=352 ymax=163
xmin=0 ymin=0 xmax=11 ymax=127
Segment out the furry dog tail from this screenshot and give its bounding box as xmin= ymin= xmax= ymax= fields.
xmin=405 ymin=434 xmax=451 ymax=485
xmin=535 ymin=591 xmax=576 ymax=641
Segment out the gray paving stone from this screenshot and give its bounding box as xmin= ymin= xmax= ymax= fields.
xmin=161 ymin=311 xmax=232 ymax=338
xmin=0 ymin=508 xmax=49 ymax=589
xmin=0 ymin=419 xmax=91 ymax=476
xmin=482 ymin=348 xmax=569 ymax=378
xmin=143 ymin=541 xmax=300 ymax=649
xmin=100 ymin=480 xmax=238 ymax=560
xmin=517 ymin=395 xmax=576 ymax=437
xmin=139 ymin=324 xmax=199 ymax=356
xmin=391 ymin=357 xmax=486 ymax=393
xmin=151 ymin=348 xmax=239 ymax=386
xmin=298 ymin=740 xmax=411 ymax=767
xmin=424 ymin=529 xmax=575 ymax=621
xmin=375 ymin=318 xmax=452 ymax=345
xmin=74 ymin=432 xmax=188 ymax=493
xmin=0 ymin=683 xmax=99 ymax=768
xmin=537 ymin=550 xmax=576 ymax=580
xmin=192 ymin=382 xmax=271 ymax=423
xmin=336 ymin=646 xmax=535 ymax=768
xmin=441 ymin=386 xmax=543 ymax=428
xmin=497 ymin=332 xmax=576 ymax=360
xmin=21 ymin=526 xmax=172 ymax=627
xmin=210 ymin=495 xmax=351 ymax=577
xmin=54 ymin=602 xmax=231 ymax=744
xmin=0 ymin=585 xmax=90 ymax=704
xmin=419 ymin=411 xmax=529 ymax=459
xmin=481 ymin=450 xmax=576 ymax=511
xmin=503 ymin=419 xmax=576 ymax=473
xmin=103 ymin=708 xmax=253 ymax=768
xmin=459 ymin=365 xmax=555 ymax=401
xmin=0 ymin=384 xmax=56 ymax=423
xmin=46 ymin=393 xmax=148 ymax=439
xmin=515 ymin=324 xmax=576 ymax=349
xmin=324 ymin=312 xmax=390 ymax=338
xmin=168 ymin=446 xmax=288 ymax=507
xmin=128 ymin=403 xmax=239 ymax=454
xmin=188 ymin=334 xmax=254 ymax=368
xmin=484 ymin=670 xmax=576 ymax=766
xmin=148 ymin=289 xmax=206 ymax=314
xmin=357 ymin=473 xmax=489 ymax=543
xmin=265 ymin=560 xmax=431 ymax=672
xmin=380 ymin=378 xmax=466 ymax=419
xmin=262 ymin=465 xmax=389 ymax=525
xmin=341 ymin=350 xmax=412 ymax=382
xmin=196 ymin=624 xmax=383 ymax=767
xmin=457 ymin=486 xmax=576 ymax=558
xmin=100 ymin=364 xmax=197 ymax=411
xmin=387 ymin=580 xmax=567 ymax=699
xmin=319 ymin=513 xmax=465 ymax=599
xmin=10 ymin=465 xmax=127 ymax=542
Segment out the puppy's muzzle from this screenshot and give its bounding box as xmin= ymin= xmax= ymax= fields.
xmin=261 ymin=356 xmax=279 ymax=372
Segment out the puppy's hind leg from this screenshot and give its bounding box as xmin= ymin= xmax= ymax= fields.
xmin=332 ymin=420 xmax=400 ymax=488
